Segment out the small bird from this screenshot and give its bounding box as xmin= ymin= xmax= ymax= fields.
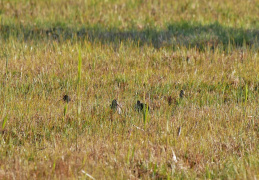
xmin=135 ymin=100 xmax=149 ymax=112
xmin=179 ymin=90 xmax=185 ymax=99
xmin=111 ymin=99 xmax=118 ymax=110
xmin=63 ymin=95 xmax=71 ymax=103
xmin=110 ymin=99 xmax=122 ymax=114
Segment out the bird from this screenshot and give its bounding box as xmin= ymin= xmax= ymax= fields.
xmin=110 ymin=99 xmax=118 ymax=110
xmin=179 ymin=90 xmax=185 ymax=99
xmin=63 ymin=95 xmax=71 ymax=103
xmin=135 ymin=100 xmax=149 ymax=112
xmin=110 ymin=99 xmax=122 ymax=114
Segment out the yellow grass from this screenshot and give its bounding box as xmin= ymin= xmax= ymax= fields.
xmin=0 ymin=0 xmax=258 ymax=179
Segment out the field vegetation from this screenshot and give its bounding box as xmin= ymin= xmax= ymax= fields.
xmin=0 ymin=0 xmax=258 ymax=179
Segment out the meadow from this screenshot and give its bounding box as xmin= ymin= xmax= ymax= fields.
xmin=0 ymin=0 xmax=258 ymax=179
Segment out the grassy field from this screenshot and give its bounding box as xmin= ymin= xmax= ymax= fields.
xmin=0 ymin=0 xmax=259 ymax=179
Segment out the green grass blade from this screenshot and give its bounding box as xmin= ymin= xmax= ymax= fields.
xmin=143 ymin=104 xmax=149 ymax=128
xmin=77 ymin=45 xmax=82 ymax=118
xmin=63 ymin=103 xmax=68 ymax=117
xmin=245 ymin=83 xmax=248 ymax=104
xmin=76 ymin=45 xmax=82 ymax=150
xmin=2 ymin=116 xmax=8 ymax=129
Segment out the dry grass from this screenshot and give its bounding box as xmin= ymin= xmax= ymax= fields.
xmin=0 ymin=0 xmax=258 ymax=179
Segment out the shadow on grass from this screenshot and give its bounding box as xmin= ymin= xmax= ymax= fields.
xmin=1 ymin=21 xmax=258 ymax=50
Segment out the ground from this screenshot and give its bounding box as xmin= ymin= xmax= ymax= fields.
xmin=0 ymin=0 xmax=258 ymax=179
